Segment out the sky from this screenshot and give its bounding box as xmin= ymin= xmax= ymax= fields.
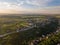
xmin=0 ymin=0 xmax=60 ymax=14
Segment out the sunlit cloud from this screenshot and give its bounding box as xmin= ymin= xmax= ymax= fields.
xmin=0 ymin=2 xmax=19 ymax=9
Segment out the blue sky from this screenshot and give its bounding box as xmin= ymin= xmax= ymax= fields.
xmin=48 ymin=0 xmax=60 ymax=6
xmin=0 ymin=0 xmax=60 ymax=14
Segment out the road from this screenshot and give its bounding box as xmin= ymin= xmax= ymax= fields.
xmin=0 ymin=24 xmax=36 ymax=38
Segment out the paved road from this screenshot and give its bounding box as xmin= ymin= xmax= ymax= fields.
xmin=0 ymin=24 xmax=36 ymax=38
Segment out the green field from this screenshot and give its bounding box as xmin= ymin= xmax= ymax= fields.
xmin=0 ymin=15 xmax=60 ymax=45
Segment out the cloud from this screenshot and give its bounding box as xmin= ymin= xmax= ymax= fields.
xmin=0 ymin=0 xmax=60 ymax=14
xmin=0 ymin=0 xmax=53 ymax=10
xmin=0 ymin=2 xmax=24 ymax=11
xmin=0 ymin=6 xmax=60 ymax=14
xmin=22 ymin=0 xmax=53 ymax=6
xmin=33 ymin=6 xmax=60 ymax=14
xmin=16 ymin=0 xmax=53 ymax=7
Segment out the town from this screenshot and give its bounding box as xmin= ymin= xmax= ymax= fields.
xmin=0 ymin=15 xmax=60 ymax=45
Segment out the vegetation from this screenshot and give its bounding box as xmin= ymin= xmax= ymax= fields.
xmin=0 ymin=15 xmax=60 ymax=45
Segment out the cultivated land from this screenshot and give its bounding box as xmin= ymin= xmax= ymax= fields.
xmin=0 ymin=14 xmax=60 ymax=45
